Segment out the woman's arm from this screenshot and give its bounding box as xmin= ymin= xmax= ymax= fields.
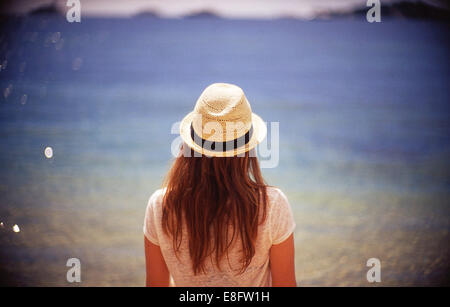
xmin=144 ymin=236 xmax=170 ymax=286
xmin=270 ymin=233 xmax=297 ymax=287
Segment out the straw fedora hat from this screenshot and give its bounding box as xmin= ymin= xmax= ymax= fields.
xmin=180 ymin=83 xmax=267 ymax=157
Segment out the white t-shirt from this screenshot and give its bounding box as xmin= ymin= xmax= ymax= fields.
xmin=143 ymin=186 xmax=296 ymax=287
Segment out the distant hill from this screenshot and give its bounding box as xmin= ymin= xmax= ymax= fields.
xmin=319 ymin=1 xmax=450 ymax=21
xmin=29 ymin=3 xmax=63 ymax=16
xmin=133 ymin=11 xmax=161 ymax=19
xmin=183 ymin=10 xmax=222 ymax=19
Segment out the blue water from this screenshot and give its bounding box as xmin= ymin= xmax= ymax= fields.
xmin=0 ymin=16 xmax=449 ymax=286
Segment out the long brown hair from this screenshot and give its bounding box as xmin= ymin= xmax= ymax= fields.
xmin=161 ymin=146 xmax=268 ymax=275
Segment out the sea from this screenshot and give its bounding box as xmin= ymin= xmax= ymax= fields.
xmin=0 ymin=15 xmax=449 ymax=286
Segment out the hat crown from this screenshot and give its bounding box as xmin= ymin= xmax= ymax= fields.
xmin=194 ymin=83 xmax=252 ymax=122
xmin=179 ymin=83 xmax=267 ymax=156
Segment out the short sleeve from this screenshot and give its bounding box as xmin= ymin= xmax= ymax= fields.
xmin=269 ymin=189 xmax=296 ymax=245
xmin=143 ymin=190 xmax=162 ymax=245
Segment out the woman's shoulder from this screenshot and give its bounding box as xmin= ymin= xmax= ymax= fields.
xmin=265 ymin=186 xmax=289 ymax=203
xmin=264 ymin=186 xmax=291 ymax=216
xmin=147 ymin=188 xmax=167 ymax=209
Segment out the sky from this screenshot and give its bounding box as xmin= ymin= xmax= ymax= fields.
xmin=0 ymin=0 xmax=448 ymax=19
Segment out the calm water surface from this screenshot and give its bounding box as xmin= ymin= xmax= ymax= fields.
xmin=0 ymin=16 xmax=449 ymax=286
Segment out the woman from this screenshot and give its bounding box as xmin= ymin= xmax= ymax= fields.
xmin=144 ymin=83 xmax=296 ymax=287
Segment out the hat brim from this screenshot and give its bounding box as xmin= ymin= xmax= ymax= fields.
xmin=179 ymin=112 xmax=267 ymax=157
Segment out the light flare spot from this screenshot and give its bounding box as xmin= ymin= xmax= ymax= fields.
xmin=3 ymin=84 xmax=12 ymax=99
xmin=20 ymin=94 xmax=28 ymax=105
xmin=12 ymin=224 xmax=20 ymax=233
xmin=1 ymin=59 xmax=7 ymax=70
xmin=44 ymin=146 xmax=53 ymax=159
xmin=72 ymin=57 xmax=83 ymax=71
xmin=51 ymin=32 xmax=61 ymax=43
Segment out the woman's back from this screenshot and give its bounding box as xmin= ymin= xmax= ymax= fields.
xmin=144 ymin=83 xmax=296 ymax=286
xmin=144 ymin=186 xmax=295 ymax=286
